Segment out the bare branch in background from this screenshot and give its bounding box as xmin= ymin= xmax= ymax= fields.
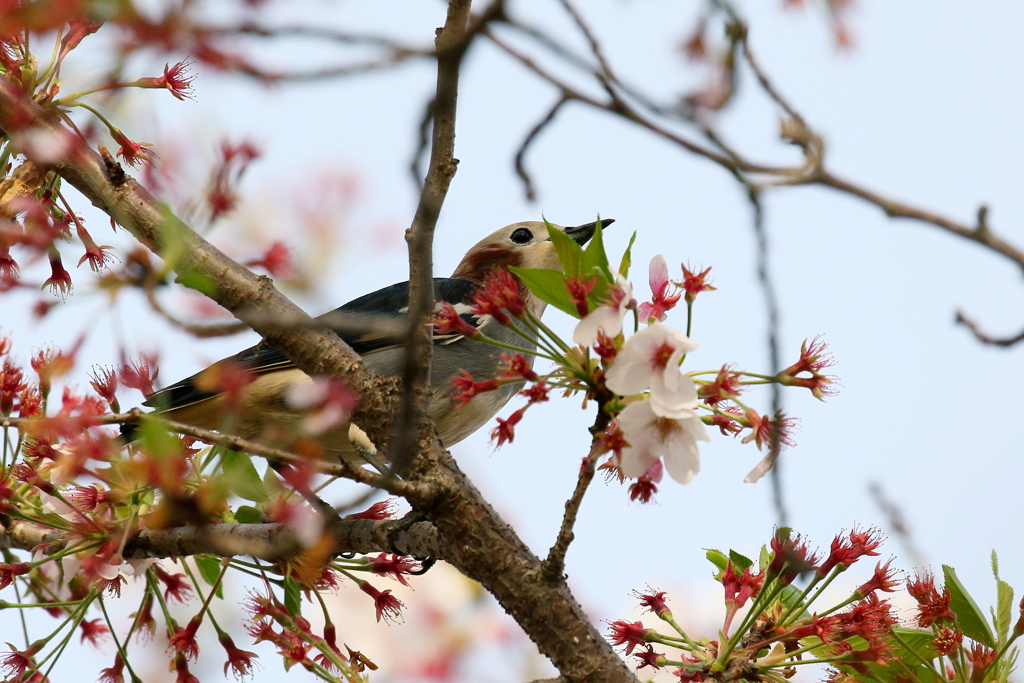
xmin=869 ymin=481 xmax=927 ymax=569
xmin=514 ymin=95 xmax=571 ymax=202
xmin=491 ymin=2 xmax=1024 ymax=348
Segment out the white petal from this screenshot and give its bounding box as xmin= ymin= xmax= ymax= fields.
xmin=605 ymin=356 xmax=653 ymax=395
xmin=40 ymin=492 xmax=72 ymax=515
xmin=616 ymin=401 xmax=660 ymax=478
xmin=648 ymin=254 xmax=669 ymax=293
xmin=663 ymin=428 xmax=701 ymax=485
xmin=573 ymin=306 xmax=624 ymax=347
xmin=649 ymin=372 xmax=699 ymax=415
xmin=97 ymin=562 xmax=123 ymax=580
xmin=744 ymin=450 xmax=780 ymax=483
xmin=61 ymin=556 xmax=81 ymax=583
xmin=683 ymin=413 xmax=711 ymax=443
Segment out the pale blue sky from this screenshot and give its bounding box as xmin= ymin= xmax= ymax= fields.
xmin=5 ymin=1 xmax=1024 ymax=680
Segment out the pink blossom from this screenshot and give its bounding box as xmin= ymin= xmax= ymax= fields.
xmin=638 ymin=254 xmax=681 ymax=323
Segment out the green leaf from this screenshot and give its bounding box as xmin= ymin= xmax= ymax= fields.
xmin=157 ymin=205 xmax=187 ymax=274
xmin=137 ymin=416 xmax=184 ymax=461
xmin=234 ymin=505 xmax=262 ymax=524
xmin=195 ymin=556 xmax=224 ymax=599
xmin=706 ymin=549 xmax=729 ymax=579
xmin=728 ymin=550 xmax=754 ymax=572
xmin=994 ymin=579 xmax=1013 ymax=644
xmin=221 ymin=450 xmax=269 ymax=503
xmin=943 ymin=564 xmax=996 ymax=647
xmin=283 ymin=576 xmax=302 ymax=617
xmin=618 ymin=231 xmax=637 ymax=278
xmin=176 ymin=269 xmax=218 ymax=297
xmin=891 ymin=627 xmax=935 ymax=662
xmin=546 ymin=218 xmax=585 ymax=277
xmin=779 ymin=585 xmax=808 ymax=619
xmin=509 ymin=267 xmax=578 ymax=317
xmin=582 ymin=220 xmax=613 ymax=282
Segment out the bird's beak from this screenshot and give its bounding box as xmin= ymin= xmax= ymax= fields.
xmin=564 ymin=218 xmax=615 ymax=246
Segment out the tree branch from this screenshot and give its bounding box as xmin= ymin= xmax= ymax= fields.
xmin=0 ymin=516 xmax=439 ymax=562
xmin=390 ymin=0 xmax=475 ymax=475
xmin=542 ymin=389 xmax=612 ymax=582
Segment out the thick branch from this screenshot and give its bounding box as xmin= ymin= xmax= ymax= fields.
xmin=0 ymin=517 xmax=439 ymax=561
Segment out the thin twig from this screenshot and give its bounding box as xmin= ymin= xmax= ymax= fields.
xmin=219 ymin=23 xmax=429 ymax=54
xmin=868 ymin=481 xmax=926 ymax=568
xmin=390 ymin=0 xmax=498 ymax=475
xmin=542 ymin=389 xmax=613 ymax=581
xmin=514 ymin=96 xmax=571 ymax=202
xmin=954 ymin=311 xmax=1024 ymax=348
xmin=747 ymin=189 xmax=788 ymax=527
xmin=143 ymin=287 xmax=250 ymax=338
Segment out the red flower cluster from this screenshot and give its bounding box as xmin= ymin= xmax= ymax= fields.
xmin=359 ymin=581 xmax=404 ymax=623
xmin=722 ymin=563 xmax=764 ymax=610
xmin=607 ymin=620 xmax=649 ymax=656
xmin=136 ymin=59 xmax=197 ymax=101
xmin=740 ymin=409 xmax=798 ymax=451
xmin=818 ymin=525 xmax=883 ymax=575
xmin=699 ymin=365 xmax=743 ymax=405
xmin=565 ymin=275 xmax=596 ymax=317
xmin=345 ymin=499 xmax=396 ymax=521
xmin=906 ymin=571 xmax=956 ymax=627
xmin=778 ymin=336 xmax=839 ymax=401
xmin=681 ymin=264 xmax=715 ymax=302
xmin=368 ymin=553 xmax=421 ymax=587
xmin=470 ymin=269 xmax=526 ymax=325
xmin=766 ymin=529 xmax=819 ymax=585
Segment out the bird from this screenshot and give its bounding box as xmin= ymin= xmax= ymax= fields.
xmin=130 ymin=219 xmax=612 ymax=463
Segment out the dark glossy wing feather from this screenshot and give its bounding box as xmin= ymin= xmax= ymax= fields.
xmin=143 ymin=278 xmax=480 ymax=410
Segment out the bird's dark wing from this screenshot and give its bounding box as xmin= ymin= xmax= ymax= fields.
xmin=143 ymin=277 xmax=481 ymax=411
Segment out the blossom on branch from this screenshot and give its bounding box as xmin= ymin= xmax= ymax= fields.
xmin=638 ymin=254 xmax=681 ymax=323
xmin=136 ymin=59 xmax=197 ymax=101
xmin=605 ymin=323 xmax=699 ymax=418
xmin=681 ymin=263 xmax=715 ymax=302
xmin=573 ymin=274 xmax=633 ymax=346
xmin=616 ymin=399 xmax=709 ymax=484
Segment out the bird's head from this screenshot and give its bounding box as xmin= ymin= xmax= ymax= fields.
xmin=451 ymin=219 xmax=614 ymax=279
xmin=451 ymin=219 xmax=614 ymax=315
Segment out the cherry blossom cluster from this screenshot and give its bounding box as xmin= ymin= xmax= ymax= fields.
xmin=1 ymin=12 xmax=302 ymax=317
xmin=0 ymin=323 xmax=426 ymax=683
xmin=443 ymin=221 xmax=838 ymax=502
xmin=607 ymin=526 xmax=1023 ymax=683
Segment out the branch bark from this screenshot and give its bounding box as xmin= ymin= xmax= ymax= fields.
xmin=391 ymin=0 xmax=474 ymax=475
xmin=0 ymin=516 xmax=439 ymax=562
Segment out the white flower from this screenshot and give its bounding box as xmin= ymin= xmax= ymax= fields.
xmin=573 ymin=274 xmax=633 ymax=347
xmin=604 ymin=323 xmax=699 ymax=418
xmin=616 ymin=399 xmax=710 ymax=484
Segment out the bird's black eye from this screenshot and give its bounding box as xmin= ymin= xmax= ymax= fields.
xmin=510 ymin=227 xmax=533 ymax=244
